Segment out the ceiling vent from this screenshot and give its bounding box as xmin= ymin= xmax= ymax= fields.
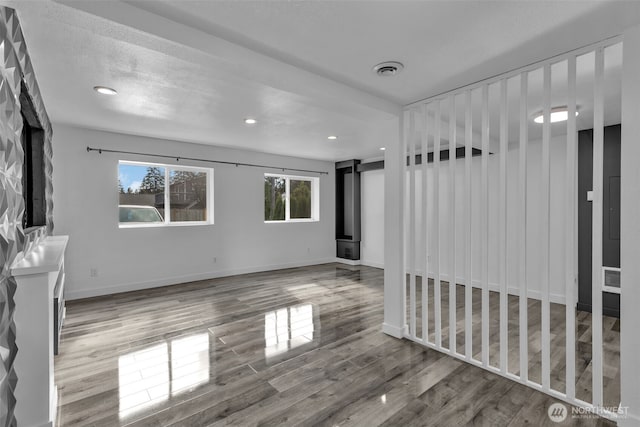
xmin=373 ymin=61 xmax=404 ymax=77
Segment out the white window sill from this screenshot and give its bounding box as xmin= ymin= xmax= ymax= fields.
xmin=119 ymin=221 xmax=213 ymax=229
xmin=264 ymin=219 xmax=319 ymax=224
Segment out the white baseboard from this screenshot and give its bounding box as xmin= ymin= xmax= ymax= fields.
xmin=67 ymin=260 xmax=567 ymax=305
xmin=413 ymin=271 xmax=566 ymax=305
xmin=382 ymin=322 xmax=406 ymax=339
xmin=65 ymin=257 xmax=336 ymax=300
xmin=335 ymin=257 xmax=361 ymax=266
xmin=48 ymin=385 xmax=57 ymax=427
xmin=360 ymin=260 xmax=384 ymax=269
xmin=334 ymin=262 xmax=567 ymax=303
xmin=617 ymin=411 xmax=640 ymax=427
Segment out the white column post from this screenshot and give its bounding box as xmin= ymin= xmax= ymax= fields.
xmin=383 ymin=111 xmax=407 ymax=338
xmin=620 ymin=25 xmax=640 ymax=426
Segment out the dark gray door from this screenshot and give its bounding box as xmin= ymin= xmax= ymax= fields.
xmin=578 ymin=124 xmax=621 ymax=318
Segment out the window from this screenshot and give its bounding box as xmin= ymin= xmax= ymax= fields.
xmin=118 ymin=161 xmax=213 ymax=227
xmin=264 ymin=174 xmax=319 ymax=222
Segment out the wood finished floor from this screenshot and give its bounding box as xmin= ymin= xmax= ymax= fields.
xmin=56 ymin=264 xmax=615 ymax=426
xmin=408 ymin=278 xmax=621 ymax=408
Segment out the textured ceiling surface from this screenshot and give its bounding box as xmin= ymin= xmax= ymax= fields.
xmin=7 ymin=0 xmax=640 ymax=160
xmin=126 ymin=0 xmax=635 ymax=105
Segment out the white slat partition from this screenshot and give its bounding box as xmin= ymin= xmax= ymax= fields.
xmin=421 ymin=104 xmax=429 ymax=343
xmin=433 ymin=101 xmax=442 ymax=347
xmin=399 ymin=38 xmax=621 ymax=421
xmin=541 ymin=64 xmax=552 ymax=391
xmin=480 ymin=84 xmax=490 ymax=367
xmin=448 ymin=95 xmax=457 ymax=355
xmin=592 ymin=47 xmax=605 ymax=407
xmin=499 ymin=79 xmax=508 ymax=374
xmin=565 ymin=56 xmax=577 ymax=401
xmin=409 ymin=110 xmax=417 ymax=339
xmin=464 ymin=90 xmax=473 ymax=362
xmin=518 ymin=71 xmax=529 ymax=382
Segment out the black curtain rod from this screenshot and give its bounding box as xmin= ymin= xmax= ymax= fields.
xmin=86 ymin=146 xmax=329 ymax=175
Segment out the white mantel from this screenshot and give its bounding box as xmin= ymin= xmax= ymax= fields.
xmin=11 ymin=235 xmax=68 ymax=277
xmin=11 ymin=235 xmax=68 ymax=427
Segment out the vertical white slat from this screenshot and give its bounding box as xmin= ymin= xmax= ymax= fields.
xmin=448 ymin=95 xmax=457 ymax=355
xmin=620 ymin=30 xmax=640 ymax=424
xmin=464 ymin=90 xmax=473 ymax=361
xmin=421 ymin=103 xmax=430 ymax=343
xmin=164 ymin=168 xmax=171 ymax=224
xmin=481 ymin=84 xmax=490 ymax=367
xmin=518 ymin=72 xmax=529 ymax=382
xmin=499 ymin=78 xmax=509 ymax=374
xmin=541 ymin=63 xmax=551 ymax=392
xmin=592 ymin=47 xmax=605 ymax=407
xmin=409 ymin=110 xmax=417 ymax=339
xmin=285 ymin=178 xmax=291 ymax=220
xmin=565 ymin=55 xmax=577 ymax=401
xmin=402 ymin=109 xmax=409 ymax=332
xmin=434 ymin=100 xmax=442 ymax=348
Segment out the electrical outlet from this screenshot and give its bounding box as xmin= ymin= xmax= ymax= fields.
xmin=307 ymin=247 xmax=311 ymax=254
xmin=90 ymin=268 xmax=98 ymax=277
xmin=212 ymin=257 xmax=217 ymax=264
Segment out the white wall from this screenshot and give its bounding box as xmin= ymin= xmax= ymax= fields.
xmin=620 ymin=23 xmax=640 ymax=427
xmin=52 ymin=124 xmax=335 ymax=299
xmin=360 ymin=168 xmax=384 ymax=268
xmin=362 ymin=134 xmax=573 ymax=303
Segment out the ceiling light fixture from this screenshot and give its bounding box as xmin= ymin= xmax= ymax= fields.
xmin=380 ymin=147 xmax=386 ymax=151
xmin=373 ymin=61 xmax=404 ymax=77
xmin=244 ymin=118 xmax=257 ymax=125
xmin=93 ymin=86 xmax=117 ymax=96
xmin=533 ymin=106 xmax=579 ymax=124
xmin=327 ymin=135 xmax=337 ymax=140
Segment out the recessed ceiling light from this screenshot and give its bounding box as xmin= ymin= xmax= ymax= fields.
xmin=244 ymin=118 xmax=257 ymax=125
xmin=93 ymin=86 xmax=117 ymax=96
xmin=380 ymin=147 xmax=386 ymax=151
xmin=533 ymin=106 xmax=579 ymax=124
xmin=373 ymin=61 xmax=404 ymax=77
xmin=327 ymin=135 xmax=337 ymax=140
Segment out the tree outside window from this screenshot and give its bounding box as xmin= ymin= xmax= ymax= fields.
xmin=264 ymin=174 xmax=318 ymax=222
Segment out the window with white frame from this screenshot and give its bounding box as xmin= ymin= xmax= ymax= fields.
xmin=118 ymin=161 xmax=213 ymax=227
xmin=264 ymin=173 xmax=319 ymax=222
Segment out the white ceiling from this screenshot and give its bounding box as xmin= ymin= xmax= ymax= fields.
xmin=6 ymin=0 xmax=640 ymax=161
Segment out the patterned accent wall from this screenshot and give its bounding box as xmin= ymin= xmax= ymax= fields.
xmin=0 ymin=6 xmax=53 ymax=426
